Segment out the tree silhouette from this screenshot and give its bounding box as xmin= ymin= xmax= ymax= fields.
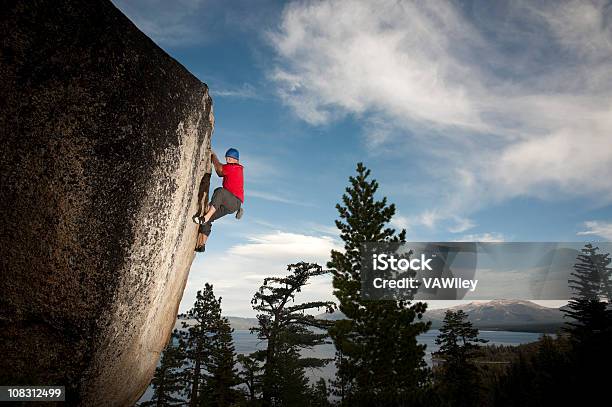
xmin=492 ymin=244 xmax=612 ymax=406
xmin=563 ymin=243 xmax=612 ymax=343
xmin=434 ymin=310 xmax=487 ymax=407
xmin=561 ymin=243 xmax=612 ymax=403
xmin=250 ymin=262 xmax=335 ymax=406
xmin=237 ymin=353 xmax=262 ymax=406
xmin=328 ymin=163 xmax=431 ymax=406
xmin=436 ymin=310 xmax=487 ymax=359
xmin=178 ymin=284 xmax=239 ymax=406
xmin=202 ymin=317 xmax=241 ymax=407
xmin=309 ymin=378 xmax=331 ymax=407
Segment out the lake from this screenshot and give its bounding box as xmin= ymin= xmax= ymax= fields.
xmin=232 ymin=329 xmax=544 ymax=382
xmin=139 ymin=329 xmax=544 ymax=403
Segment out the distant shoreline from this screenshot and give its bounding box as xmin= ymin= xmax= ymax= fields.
xmin=176 ymin=299 xmax=567 ymax=334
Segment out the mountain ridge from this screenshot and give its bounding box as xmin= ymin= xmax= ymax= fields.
xmin=178 ymin=300 xmax=567 ymax=333
xmin=311 ymin=300 xmax=564 ymax=333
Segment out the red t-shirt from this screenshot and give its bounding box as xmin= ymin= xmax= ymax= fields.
xmin=222 ymin=163 xmax=244 ymax=202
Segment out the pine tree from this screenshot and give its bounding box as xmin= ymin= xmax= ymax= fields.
xmin=309 ymin=378 xmax=331 ymax=407
xmin=203 ymin=317 xmax=241 ymax=407
xmin=433 ymin=310 xmax=487 ymax=407
xmin=270 ymin=344 xmax=310 ymax=407
xmin=563 ymin=243 xmax=612 ymax=343
xmin=328 ymin=163 xmax=431 ymax=406
xmin=250 ymin=262 xmax=335 ymax=407
xmin=561 ymin=243 xmax=612 ymax=403
xmin=237 ymin=353 xmax=262 ymax=406
xmin=489 ymin=245 xmax=612 ymax=406
xmin=435 ymin=310 xmax=487 ymax=360
xmin=178 ymin=283 xmax=239 ymax=407
xmin=140 ymin=332 xmax=186 ymax=406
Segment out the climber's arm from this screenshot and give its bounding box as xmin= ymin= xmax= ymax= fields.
xmin=211 ymin=151 xmax=224 ymax=177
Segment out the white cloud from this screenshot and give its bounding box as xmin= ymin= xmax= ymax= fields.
xmin=229 ymin=231 xmax=340 ymax=258
xmin=248 ymin=189 xmax=315 ymax=207
xmin=390 ymin=214 xmax=411 ymax=231
xmin=392 ymin=212 xmax=476 ymax=237
xmin=577 ymin=220 xmax=612 ymax=240
xmin=306 ymin=222 xmax=340 ymax=236
xmin=269 ymin=0 xmax=486 ymax=129
xmin=448 ymin=217 xmax=476 ymax=234
xmin=524 ymin=0 xmax=612 ymax=61
xmin=269 ymin=0 xmax=612 ymax=220
xmin=420 ymin=210 xmax=441 ymax=229
xmin=214 ymin=83 xmax=261 ymax=100
xmin=248 ymin=217 xmax=286 ymax=230
xmin=181 ymin=231 xmax=341 ymax=316
xmin=391 ymin=210 xmax=443 ymax=231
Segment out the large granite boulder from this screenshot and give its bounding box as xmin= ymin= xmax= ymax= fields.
xmin=0 ymin=1 xmax=213 ymax=404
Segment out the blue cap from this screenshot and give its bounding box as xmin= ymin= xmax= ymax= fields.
xmin=225 ymin=148 xmax=239 ymax=160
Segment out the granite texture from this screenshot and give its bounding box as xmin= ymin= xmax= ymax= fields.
xmin=0 ymin=1 xmax=213 ymax=404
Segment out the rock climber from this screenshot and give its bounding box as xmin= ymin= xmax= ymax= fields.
xmin=193 ymin=148 xmax=244 ymax=252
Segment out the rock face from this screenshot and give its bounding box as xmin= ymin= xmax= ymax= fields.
xmin=0 ymin=1 xmax=213 ymax=405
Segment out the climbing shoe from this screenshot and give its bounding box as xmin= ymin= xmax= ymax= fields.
xmin=193 ymin=215 xmax=204 ymax=224
xmin=195 ymin=244 xmax=206 ymax=253
xmin=236 ymin=207 xmax=244 ymax=220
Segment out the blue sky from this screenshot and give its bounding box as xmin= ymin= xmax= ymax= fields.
xmin=113 ymin=0 xmax=612 ymax=316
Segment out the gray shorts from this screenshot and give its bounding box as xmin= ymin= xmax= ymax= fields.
xmin=200 ymin=187 xmax=241 ymax=236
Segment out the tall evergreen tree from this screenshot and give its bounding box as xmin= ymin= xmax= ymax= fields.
xmin=435 ymin=310 xmax=487 ymax=360
xmin=203 ymin=317 xmax=241 ymax=407
xmin=178 ymin=283 xmax=239 ymax=407
xmin=250 ymin=262 xmax=335 ymax=407
xmin=179 ymin=284 xmax=221 ymax=406
xmin=561 ymin=243 xmax=612 ymax=403
xmin=328 ymin=163 xmax=431 ymax=406
xmin=237 ymin=353 xmax=262 ymax=406
xmin=140 ymin=332 xmax=186 ymax=406
xmin=269 ymin=343 xmax=311 ymax=407
xmin=309 ymin=378 xmax=331 ymax=407
xmin=433 ymin=310 xmax=487 ymax=407
xmin=563 ymin=243 xmax=612 ymax=343
xmin=490 ymin=244 xmax=612 ymax=406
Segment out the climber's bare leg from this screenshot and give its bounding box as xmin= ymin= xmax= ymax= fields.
xmin=203 ymin=205 xmax=217 ymax=223
xmin=196 ymin=232 xmax=206 ymax=248
xmin=193 ymin=204 xmax=215 ymax=225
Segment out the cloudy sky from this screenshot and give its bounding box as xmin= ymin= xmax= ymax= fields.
xmin=113 ymin=0 xmax=612 ymax=316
